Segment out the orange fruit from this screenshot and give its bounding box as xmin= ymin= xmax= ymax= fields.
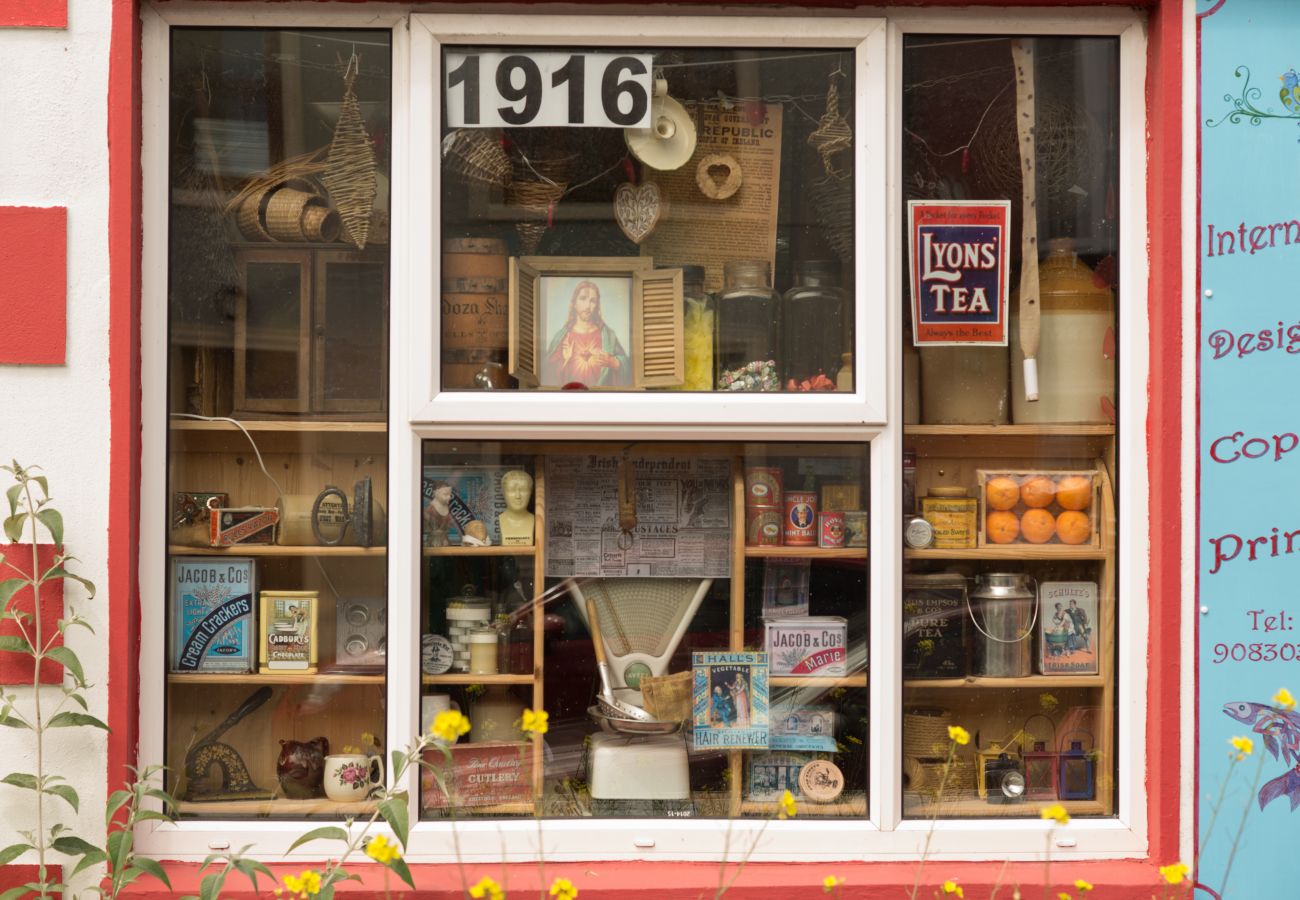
xmin=1056 ymin=510 xmax=1092 ymax=545
xmin=1020 ymin=508 xmax=1056 ymax=544
xmin=985 ymin=476 xmax=1021 ymax=511
xmin=986 ymin=510 xmax=1020 ymax=544
xmin=1056 ymin=475 xmax=1093 ymax=511
xmin=1020 ymin=476 xmax=1056 ymax=509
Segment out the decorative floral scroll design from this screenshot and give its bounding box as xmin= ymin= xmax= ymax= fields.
xmin=1206 ymin=66 xmax=1300 ymax=133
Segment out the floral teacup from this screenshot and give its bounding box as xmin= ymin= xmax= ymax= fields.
xmin=323 ymin=753 xmax=383 ymax=802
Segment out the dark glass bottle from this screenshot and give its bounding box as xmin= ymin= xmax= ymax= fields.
xmin=781 ymin=259 xmax=844 ymax=384
xmin=715 ymin=260 xmax=780 ymax=388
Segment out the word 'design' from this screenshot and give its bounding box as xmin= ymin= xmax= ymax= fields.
xmin=907 ymin=201 xmax=1011 ymax=346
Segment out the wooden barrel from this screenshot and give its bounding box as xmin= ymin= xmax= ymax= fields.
xmin=441 ymin=237 xmax=509 ymax=389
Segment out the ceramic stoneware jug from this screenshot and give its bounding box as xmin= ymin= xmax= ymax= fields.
xmin=323 ymin=753 xmax=383 ymax=802
xmin=277 ymin=737 xmax=328 ymax=799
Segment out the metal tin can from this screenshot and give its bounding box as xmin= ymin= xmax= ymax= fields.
xmin=817 ymin=511 xmax=845 ymax=548
xmin=920 ymin=487 xmax=977 ymax=549
xmin=746 ymin=507 xmax=783 ymax=546
xmin=744 ymin=467 xmax=783 ymax=509
xmin=783 ymin=492 xmax=818 ymax=546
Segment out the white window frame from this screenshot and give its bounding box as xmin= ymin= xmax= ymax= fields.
xmin=137 ymin=1 xmax=1150 ymax=863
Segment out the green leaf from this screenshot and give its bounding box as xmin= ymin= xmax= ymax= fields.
xmin=131 ymin=856 xmax=171 ymax=889
xmin=231 ymin=857 xmax=273 ymax=890
xmin=0 ymin=579 xmax=26 ymax=611
xmin=0 ymin=635 xmax=32 ymax=655
xmin=51 ymin=835 xmax=99 ymax=856
xmin=285 ymin=825 xmax=348 ymax=853
xmin=47 ymin=711 xmax=108 ymax=730
xmin=3 ymin=514 xmax=28 ymax=543
xmin=1 ymin=773 xmax=39 ymax=791
xmin=133 ymin=810 xmax=174 ymax=824
xmin=0 ymin=887 xmax=33 ymax=900
xmin=31 ymin=477 xmax=47 ymax=501
xmin=66 ymin=691 xmax=88 ymax=711
xmin=388 ymin=857 xmax=416 ymax=890
xmin=57 ymin=617 xmax=93 ymax=635
xmin=44 ymin=783 xmax=79 ymax=812
xmin=318 ymin=887 xmax=336 ymax=900
xmin=105 ymin=789 xmax=132 ymax=825
xmin=40 ymin=566 xmax=94 ymax=599
xmin=70 ymin=848 xmax=109 ymax=879
xmin=34 ymin=510 xmax=62 ymax=546
xmin=0 ymin=842 xmax=32 ymax=866
xmin=5 ymin=484 xmax=22 ymax=517
xmin=391 ymin=749 xmax=407 ymax=777
xmin=199 ymin=872 xmax=224 ymax=900
xmin=378 ymin=795 xmax=410 ymax=850
xmin=44 ymin=647 xmax=85 ymax=687
xmin=107 ymin=829 xmax=129 ymax=874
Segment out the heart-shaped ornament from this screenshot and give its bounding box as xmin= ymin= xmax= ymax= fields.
xmin=613 ymin=182 xmax=664 ymax=245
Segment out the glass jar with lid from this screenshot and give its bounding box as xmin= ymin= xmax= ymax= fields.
xmin=678 ymin=265 xmax=715 ymax=391
xmin=715 ymin=259 xmax=780 ymax=390
xmin=781 ymin=259 xmax=844 ymax=386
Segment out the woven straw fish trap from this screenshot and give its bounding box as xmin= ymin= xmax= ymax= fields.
xmin=809 ymin=172 xmax=854 ymax=263
xmin=903 ymin=707 xmax=954 ymax=758
xmin=265 ymin=188 xmax=322 ymax=242
xmin=322 ymin=70 xmax=378 ymax=249
xmin=507 ymin=179 xmax=566 ymax=254
xmin=970 ymin=94 xmax=1101 ymax=204
xmin=442 ymin=129 xmax=512 ymax=188
xmin=226 ymin=148 xmax=330 ymax=240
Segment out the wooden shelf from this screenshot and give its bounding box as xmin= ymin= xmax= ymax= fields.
xmin=423 ymin=545 xmax=535 ymax=557
xmin=170 ymin=418 xmax=386 ymax=433
xmin=177 ymin=797 xmax=376 ymax=817
xmin=905 ymin=674 xmax=1105 ymax=689
xmin=422 ymin=673 xmax=534 ymax=686
xmin=169 ymin=672 xmax=384 ymax=686
xmin=771 ymin=674 xmax=868 ymax=688
xmin=169 ymin=545 xmax=386 ymax=557
xmin=905 ymin=425 xmax=1114 ymax=437
xmin=905 ymin=546 xmax=1108 ymax=561
xmin=744 ymin=546 xmax=865 ymax=560
xmin=903 ymin=797 xmax=1106 ymax=819
xmin=740 ymin=792 xmax=867 ymax=817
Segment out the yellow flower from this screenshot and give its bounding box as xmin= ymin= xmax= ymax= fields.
xmin=1040 ymin=692 xmax=1060 ymax=712
xmin=1274 ymin=688 xmax=1296 ymax=711
xmin=549 ymin=876 xmax=578 ymax=900
xmin=778 ymin=789 xmax=798 ymax=819
xmin=365 ymin=834 xmax=401 ymax=864
xmin=1229 ymin=735 xmax=1254 ymax=760
xmin=948 ymin=725 xmax=970 ymax=746
xmin=1074 ymin=879 xmax=1093 ymax=892
xmin=362 ymin=730 xmax=377 ymax=747
xmin=343 ymin=744 xmax=361 ymax=754
xmin=1040 ymin=803 xmax=1071 ymax=825
xmin=470 ymin=876 xmax=504 ymax=900
xmin=1058 ymin=893 xmax=1073 ymax=900
xmin=942 ymin=879 xmax=964 ymax=897
xmin=521 ymin=708 xmax=550 ymax=736
xmin=822 ymin=874 xmax=845 ymax=892
xmin=282 ymin=870 xmax=321 ymax=898
xmin=1159 ymin=861 xmax=1190 ymax=884
xmin=431 ymin=709 xmax=471 ymax=742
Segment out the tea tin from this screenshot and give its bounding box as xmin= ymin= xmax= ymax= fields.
xmin=745 ymin=467 xmax=784 ymax=509
xmin=817 ymin=511 xmax=845 ymax=548
xmin=783 ymin=492 xmax=818 ymax=546
xmin=746 ymin=507 xmax=783 ymax=546
xmin=765 ymin=616 xmax=848 ymax=676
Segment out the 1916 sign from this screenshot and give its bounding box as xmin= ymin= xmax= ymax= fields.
xmin=907 ymin=200 xmax=1010 ymax=346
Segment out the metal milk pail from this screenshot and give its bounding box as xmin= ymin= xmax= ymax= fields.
xmin=969 ymin=573 xmax=1037 ymax=677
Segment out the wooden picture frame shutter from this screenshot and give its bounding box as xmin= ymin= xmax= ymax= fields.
xmin=633 ymin=268 xmax=684 ymax=388
xmin=508 ymin=257 xmax=540 ymax=387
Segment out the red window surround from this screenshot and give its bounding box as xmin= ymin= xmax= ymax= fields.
xmin=107 ymin=0 xmax=1183 ymax=895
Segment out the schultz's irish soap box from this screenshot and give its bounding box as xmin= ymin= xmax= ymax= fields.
xmin=764 ymin=616 xmax=847 ymax=677
xmin=169 ymin=557 xmax=256 ymax=673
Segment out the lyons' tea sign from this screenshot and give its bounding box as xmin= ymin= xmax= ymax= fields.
xmin=907 ymin=200 xmax=1011 ymax=346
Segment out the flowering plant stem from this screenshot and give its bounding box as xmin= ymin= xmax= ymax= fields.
xmin=908 ymin=740 xmax=956 ymax=900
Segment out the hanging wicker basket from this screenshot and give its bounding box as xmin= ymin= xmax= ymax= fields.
xmin=442 ymin=129 xmax=512 ymax=188
xmin=264 ymin=188 xmax=319 ymax=242
xmin=809 ymin=172 xmax=854 ymax=263
xmin=506 ymin=178 xmax=566 ymax=254
xmin=301 ymin=205 xmax=342 ymax=243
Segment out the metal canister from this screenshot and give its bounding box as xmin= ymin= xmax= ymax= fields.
xmin=818 ymin=512 xmax=845 ymax=548
xmin=746 ymin=507 xmax=783 ymax=546
xmin=745 ymin=467 xmax=783 ymax=509
xmin=969 ymin=573 xmax=1037 ymax=677
xmin=445 ymin=586 xmax=492 ymax=673
xmin=783 ymin=492 xmax=818 ymax=546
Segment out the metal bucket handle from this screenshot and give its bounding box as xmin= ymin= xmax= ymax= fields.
xmin=966 ymin=588 xmax=1039 ymax=645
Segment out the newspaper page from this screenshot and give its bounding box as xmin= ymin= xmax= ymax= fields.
xmin=641 ymin=103 xmax=783 ymax=293
xmin=544 ymin=454 xmax=731 ymax=578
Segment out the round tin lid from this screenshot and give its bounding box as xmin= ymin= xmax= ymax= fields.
xmin=904 ymin=517 xmax=934 ymax=549
xmin=928 ymin=486 xmax=969 ymax=498
xmin=798 ymin=760 xmax=845 ymax=803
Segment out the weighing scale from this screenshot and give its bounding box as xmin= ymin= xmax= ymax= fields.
xmin=567 ymin=578 xmax=712 ymax=815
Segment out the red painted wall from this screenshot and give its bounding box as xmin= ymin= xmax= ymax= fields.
xmin=0 ymin=206 xmax=67 ymax=366
xmin=0 ymin=544 xmax=64 ymax=685
xmin=0 ymin=0 xmax=67 ymax=29
xmin=106 ymin=0 xmax=1183 ymax=893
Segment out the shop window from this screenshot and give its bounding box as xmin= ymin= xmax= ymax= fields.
xmin=899 ymin=35 xmax=1120 ymax=819
xmin=163 ymin=28 xmax=392 ymax=820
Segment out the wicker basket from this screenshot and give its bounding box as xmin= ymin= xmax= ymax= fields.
xmin=507 ymin=178 xmax=566 ymax=254
xmin=265 ymin=188 xmax=319 ymax=242
xmin=236 ymin=189 xmax=274 ymax=242
xmin=302 ymin=204 xmax=342 ymax=243
xmin=904 ymin=754 xmax=977 ymax=800
xmin=442 ymin=129 xmax=512 ymax=188
xmin=903 ymin=707 xmax=953 ymax=758
xmin=809 ymin=172 xmax=853 ymax=263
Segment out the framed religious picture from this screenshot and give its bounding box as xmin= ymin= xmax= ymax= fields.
xmin=507 ymin=256 xmax=684 ymax=389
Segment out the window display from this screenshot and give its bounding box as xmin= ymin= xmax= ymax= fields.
xmin=164 ymin=28 xmax=392 ymax=820
xmin=419 ymin=440 xmax=869 ymax=819
xmin=900 ymin=34 xmax=1120 ymax=819
xmin=437 ymin=47 xmax=858 ymax=393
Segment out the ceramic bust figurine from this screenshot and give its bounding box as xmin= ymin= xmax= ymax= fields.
xmin=497 ymin=470 xmax=535 ymax=546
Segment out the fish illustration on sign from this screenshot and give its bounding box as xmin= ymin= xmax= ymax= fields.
xmin=1224 ymin=701 xmax=1300 ymax=810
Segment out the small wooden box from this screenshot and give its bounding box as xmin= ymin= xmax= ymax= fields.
xmin=258 ymin=590 xmax=319 ymax=673
xmin=975 ymin=469 xmax=1101 ymax=549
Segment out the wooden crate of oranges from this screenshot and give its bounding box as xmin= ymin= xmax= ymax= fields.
xmin=976 ymin=469 xmax=1100 ymax=549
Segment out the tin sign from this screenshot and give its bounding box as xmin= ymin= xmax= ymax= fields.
xmin=908 ymin=200 xmax=1011 ymax=346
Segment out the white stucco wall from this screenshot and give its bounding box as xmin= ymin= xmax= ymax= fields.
xmin=0 ymin=0 xmax=114 ymax=883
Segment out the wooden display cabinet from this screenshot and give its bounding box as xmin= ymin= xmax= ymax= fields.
xmin=166 ymin=418 xmax=389 ymax=818
xmin=901 ymin=424 xmax=1118 ymax=819
xmin=419 ymin=442 xmax=870 ymax=820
